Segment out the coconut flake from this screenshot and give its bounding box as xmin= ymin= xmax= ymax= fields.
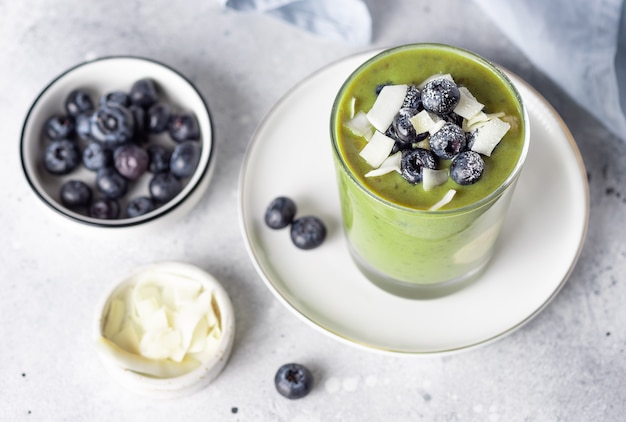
xmin=409 ymin=110 xmax=440 ymax=135
xmin=345 ymin=111 xmax=375 ymax=139
xmin=366 ymin=84 xmax=408 ymax=132
xmin=470 ymin=117 xmax=511 ymax=156
xmin=454 ymin=86 xmax=484 ymax=120
xmin=365 ymin=151 xmax=402 ymax=177
xmin=422 ymin=168 xmax=449 ymax=191
xmin=429 ymin=189 xmax=456 ymax=211
xmin=359 ymin=130 xmax=395 ymax=168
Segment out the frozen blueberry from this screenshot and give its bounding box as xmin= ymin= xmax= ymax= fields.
xmin=391 ymin=107 xmax=421 ymax=145
xmin=168 ymin=112 xmax=200 ymax=142
xmin=400 ymin=148 xmax=438 ymax=184
xmin=59 ymin=180 xmax=92 ymax=208
xmin=96 ymin=167 xmax=128 ymax=199
xmin=450 ymin=150 xmax=485 ymax=185
xmin=170 ymin=141 xmax=200 ymax=178
xmin=44 ymin=115 xmax=74 ymax=140
xmin=43 ymin=139 xmax=80 ymax=175
xmin=74 ymin=111 xmax=94 ymax=141
xmin=114 ymin=144 xmax=149 ymax=180
xmin=90 ymin=103 xmax=135 ymax=146
xmin=126 ymin=196 xmax=156 ymax=218
xmin=290 ymin=216 xmax=326 ymax=250
xmin=402 ymin=85 xmax=422 ymax=110
xmin=429 ymin=122 xmax=467 ymax=160
xmin=100 ymin=91 xmax=131 ymax=107
xmin=264 ymin=196 xmax=297 ymax=229
xmin=149 ymin=172 xmax=182 ymax=203
xmin=274 ymin=363 xmax=314 ymax=399
xmin=89 ymin=198 xmax=120 ymax=219
xmin=65 ymin=89 xmax=94 ymax=117
xmin=130 ymin=78 xmax=159 ymax=108
xmin=421 ymin=78 xmax=460 ymax=115
xmin=82 ymin=142 xmax=112 ymax=171
xmin=147 ymin=144 xmax=171 ymax=173
xmin=147 ymin=103 xmax=171 ymax=133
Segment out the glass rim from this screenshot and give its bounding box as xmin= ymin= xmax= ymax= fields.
xmin=330 ymin=43 xmax=530 ymax=215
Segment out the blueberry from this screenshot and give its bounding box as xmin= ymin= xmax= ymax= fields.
xmin=170 ymin=141 xmax=200 ymax=178
xmin=90 ymin=102 xmax=135 ymax=146
xmin=82 ymin=142 xmax=112 ymax=171
xmin=391 ymin=107 xmax=420 ymax=145
xmin=400 ymin=148 xmax=438 ymax=184
xmin=375 ymin=82 xmax=392 ymax=95
xmin=429 ymin=123 xmax=467 ymax=160
xmin=89 ymin=198 xmax=120 ymax=219
xmin=59 ymin=180 xmax=92 ymax=208
xmin=44 ymin=115 xmax=74 ymax=140
xmin=168 ymin=112 xmax=200 ymax=142
xmin=130 ymin=105 xmax=148 ymax=143
xmin=43 ymin=139 xmax=80 ymax=175
xmin=75 ymin=111 xmax=94 ymax=141
xmin=290 ymin=216 xmax=326 ymax=250
xmin=421 ymin=78 xmax=460 ymax=115
xmin=126 ymin=196 xmax=156 ymax=218
xmin=147 ymin=144 xmax=171 ymax=173
xmin=450 ymin=150 xmax=485 ymax=185
xmin=114 ymin=144 xmax=149 ymax=180
xmin=65 ymin=89 xmax=94 ymax=117
xmin=149 ymin=172 xmax=182 ymax=203
xmin=402 ymin=85 xmax=422 ymax=110
xmin=100 ymin=91 xmax=131 ymax=107
xmin=264 ymin=196 xmax=297 ymax=229
xmin=147 ymin=103 xmax=171 ymax=133
xmin=130 ymin=78 xmax=159 ymax=108
xmin=96 ymin=167 xmax=128 ymax=199
xmin=274 ymin=363 xmax=314 ymax=399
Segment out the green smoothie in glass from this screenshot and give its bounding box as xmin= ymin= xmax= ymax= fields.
xmin=330 ymin=44 xmax=529 ymax=298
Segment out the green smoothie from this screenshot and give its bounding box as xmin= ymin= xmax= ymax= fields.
xmin=330 ymin=44 xmax=529 ymax=297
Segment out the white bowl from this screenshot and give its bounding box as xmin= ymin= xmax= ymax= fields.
xmin=94 ymin=261 xmax=235 ymax=399
xmin=20 ymin=56 xmax=215 ymax=232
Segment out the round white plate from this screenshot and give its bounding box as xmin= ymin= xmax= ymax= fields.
xmin=238 ymin=51 xmax=589 ymax=355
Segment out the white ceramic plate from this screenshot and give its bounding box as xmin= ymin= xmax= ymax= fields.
xmin=238 ymin=51 xmax=589 ymax=355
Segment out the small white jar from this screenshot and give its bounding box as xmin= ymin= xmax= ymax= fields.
xmin=94 ymin=261 xmax=235 ymax=398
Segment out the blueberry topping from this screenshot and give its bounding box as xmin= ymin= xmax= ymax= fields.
xmin=147 ymin=144 xmax=171 ymax=174
xmin=421 ymin=78 xmax=460 ymax=115
xmin=65 ymin=89 xmax=94 ymax=117
xmin=274 ymin=363 xmax=314 ymax=399
xmin=126 ymin=196 xmax=156 ymax=218
xmin=147 ymin=103 xmax=171 ymax=133
xmin=450 ymin=150 xmax=485 ymax=185
xmin=390 ymin=107 xmax=421 ymax=145
xmin=90 ymin=103 xmax=135 ymax=146
xmin=264 ymin=196 xmax=297 ymax=229
xmin=400 ymin=148 xmax=438 ymax=184
xmin=170 ymin=141 xmax=200 ymax=179
xmin=290 ymin=216 xmax=327 ymax=250
xmin=130 ymin=78 xmax=159 ymax=108
xmin=429 ymin=122 xmax=467 ymax=160
xmin=402 ymin=85 xmax=421 ymax=110
xmin=89 ymin=198 xmax=120 ymax=219
xmin=59 ymin=180 xmax=92 ymax=208
xmin=82 ymin=142 xmax=112 ymax=171
xmin=375 ymin=82 xmax=392 ymax=95
xmin=114 ymin=144 xmax=149 ymax=180
xmin=43 ymin=139 xmax=80 ymax=175
xmin=44 ymin=115 xmax=74 ymax=140
xmin=96 ymin=167 xmax=128 ymax=199
xmin=168 ymin=112 xmax=200 ymax=142
xmin=100 ymin=91 xmax=131 ymax=107
xmin=149 ymin=172 xmax=182 ymax=203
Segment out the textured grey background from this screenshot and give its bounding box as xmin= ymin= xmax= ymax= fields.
xmin=1 ymin=1 xmax=624 ymax=421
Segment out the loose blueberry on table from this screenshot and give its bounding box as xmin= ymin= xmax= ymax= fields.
xmin=39 ymin=77 xmax=203 ymax=220
xmin=264 ymin=197 xmax=327 ymax=249
xmin=264 ymin=196 xmax=297 ymax=229
xmin=274 ymin=363 xmax=314 ymax=399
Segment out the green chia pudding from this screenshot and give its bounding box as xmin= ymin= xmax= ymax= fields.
xmin=330 ymin=44 xmax=528 ymax=294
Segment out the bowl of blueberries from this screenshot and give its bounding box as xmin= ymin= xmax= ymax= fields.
xmin=20 ymin=56 xmax=214 ymax=230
